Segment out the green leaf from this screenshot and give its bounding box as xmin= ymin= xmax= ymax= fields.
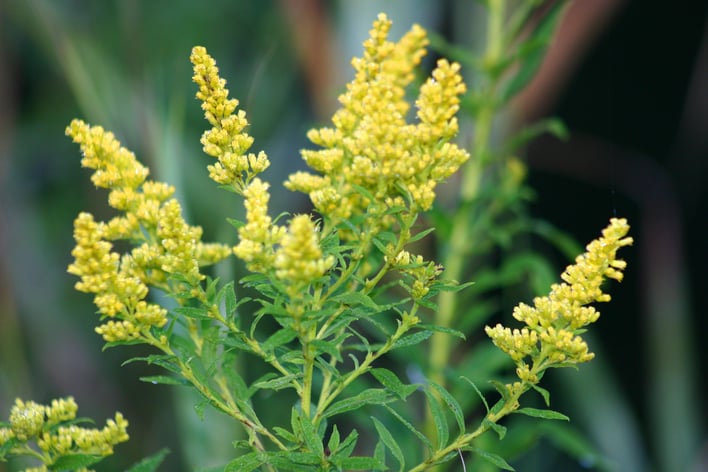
xmin=327 ymin=425 xmax=341 ymax=453
xmin=262 ymin=327 xmax=298 ymax=352
xmin=515 ymin=407 xmax=569 ymax=421
xmin=218 ymin=281 xmax=239 ymax=317
xmin=51 ymin=454 xmax=102 ymax=470
xmin=460 ymin=376 xmax=490 ymax=412
xmin=392 ymin=330 xmax=432 ymax=349
xmin=139 ymin=375 xmax=188 ymax=386
xmin=408 ymin=226 xmax=436 ymax=243
xmin=424 ymin=387 xmax=449 ymax=449
xmin=504 ymin=118 xmax=568 ymax=154
xmin=370 ymin=368 xmax=418 ymax=400
xmin=125 ymin=448 xmax=170 ymax=472
xmin=252 ymin=374 xmax=301 ymax=391
xmin=269 ymin=451 xmax=321 ymax=467
xmin=372 ymin=417 xmax=405 ymax=472
xmin=466 ymin=447 xmax=515 ymax=470
xmin=225 ymin=452 xmax=266 ymax=472
xmin=500 ymin=2 xmax=565 ymax=102
xmin=416 ymin=323 xmax=466 ymax=340
xmin=324 ymin=389 xmax=392 ymax=418
xmin=173 ymin=306 xmax=212 ymax=320
xmin=334 ymin=428 xmax=359 ymax=458
xmin=311 ymin=339 xmax=343 ymax=362
xmin=298 ymin=412 xmax=324 ymax=456
xmin=337 ymin=456 xmax=386 ymax=470
xmin=273 ymin=426 xmax=297 ymax=443
xmin=383 ymin=404 xmax=432 ymax=451
xmin=331 ymin=291 xmax=380 ymax=311
xmin=483 ymin=418 xmax=507 ymax=440
xmin=531 ymin=383 xmax=551 ymax=406
xmin=430 ymin=381 xmax=466 ymax=434
xmin=490 ymin=380 xmax=512 ymax=402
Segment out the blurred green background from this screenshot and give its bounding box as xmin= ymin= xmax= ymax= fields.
xmin=0 ymin=0 xmax=705 ymax=470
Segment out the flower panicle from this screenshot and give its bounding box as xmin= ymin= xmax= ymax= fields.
xmin=66 ymin=120 xmax=231 ymax=343
xmin=285 ymin=13 xmax=470 ymax=222
xmin=191 ymin=46 xmax=269 ymax=192
xmin=486 ymin=218 xmax=632 ymax=387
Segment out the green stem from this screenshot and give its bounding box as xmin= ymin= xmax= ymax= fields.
xmin=426 ymin=0 xmax=507 ymax=453
xmin=430 ymin=0 xmax=507 ymax=374
xmin=410 ymin=386 xmax=526 ymax=472
xmin=301 ymin=325 xmax=317 ymax=418
xmin=312 ymin=304 xmax=419 ymax=427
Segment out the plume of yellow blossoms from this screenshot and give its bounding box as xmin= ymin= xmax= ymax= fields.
xmin=0 ymin=397 xmax=128 ymax=471
xmin=485 ymin=218 xmax=633 ymax=391
xmin=191 ymin=45 xmax=269 ymax=193
xmin=285 ymin=13 xmax=469 ymax=220
xmin=66 ymin=120 xmax=231 ymax=343
xmin=191 ymin=48 xmax=333 ymax=283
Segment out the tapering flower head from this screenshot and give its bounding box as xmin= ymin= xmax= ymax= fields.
xmin=486 ymin=218 xmax=633 ymax=384
xmin=275 ymin=214 xmax=335 ymax=295
xmin=191 ymin=46 xmax=269 ymax=192
xmin=285 ymin=13 xmax=469 ymax=221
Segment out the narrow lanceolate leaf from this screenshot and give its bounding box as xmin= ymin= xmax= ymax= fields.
xmin=383 ymin=404 xmax=433 ymax=450
xmin=514 ymin=407 xmax=569 ymax=421
xmin=125 ymin=448 xmax=170 ymax=472
xmin=392 ymin=330 xmax=432 ymax=349
xmin=298 ymin=412 xmax=324 ymax=456
xmin=430 ymin=381 xmax=466 ymax=434
xmin=531 ymin=383 xmax=551 ymax=406
xmin=466 ymin=446 xmax=515 ymax=471
xmin=173 ymin=306 xmax=212 ymax=320
xmin=225 ymin=452 xmax=267 ymax=472
xmin=460 ymin=376 xmax=490 ymax=412
xmin=336 ymin=456 xmax=386 ymax=470
xmin=416 ymin=324 xmax=466 ymax=340
xmin=262 ymin=327 xmax=298 ymax=352
xmin=51 ymin=454 xmax=102 ymax=470
xmin=372 ymin=417 xmax=405 ymax=472
xmin=252 ymin=373 xmax=301 ymax=391
xmin=371 ymin=368 xmax=418 ymax=400
xmin=331 ymin=291 xmax=380 ymax=310
xmin=327 ymin=425 xmax=341 ymax=453
xmin=139 ymin=375 xmax=188 ymax=386
xmin=324 ymin=389 xmax=392 ymax=418
xmin=424 ymin=386 xmax=449 ymax=449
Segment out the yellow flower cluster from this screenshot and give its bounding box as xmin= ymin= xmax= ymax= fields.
xmin=191 ymin=45 xmax=270 ymax=192
xmin=66 ymin=120 xmax=231 ymax=342
xmin=275 ymin=215 xmax=335 ymax=295
xmin=485 ymin=218 xmax=633 ymax=384
xmin=0 ymin=397 xmax=128 ymax=468
xmin=232 ymin=178 xmax=287 ymax=272
xmin=285 ymin=13 xmax=469 ymax=220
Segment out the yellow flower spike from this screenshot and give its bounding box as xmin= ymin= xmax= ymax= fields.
xmin=487 ymin=218 xmax=632 ymax=384
xmin=191 ymin=46 xmax=268 ymax=190
xmin=233 ymin=178 xmax=285 ymax=272
xmin=274 ymin=214 xmax=334 ymax=292
xmin=66 ymin=120 xmax=149 ymax=192
xmin=286 ymin=14 xmax=468 ymax=220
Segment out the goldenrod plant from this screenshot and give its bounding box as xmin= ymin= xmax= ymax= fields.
xmin=2 ymin=6 xmax=632 ymax=472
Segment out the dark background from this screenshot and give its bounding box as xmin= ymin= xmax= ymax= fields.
xmin=1 ymin=1 xmax=706 ymax=470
